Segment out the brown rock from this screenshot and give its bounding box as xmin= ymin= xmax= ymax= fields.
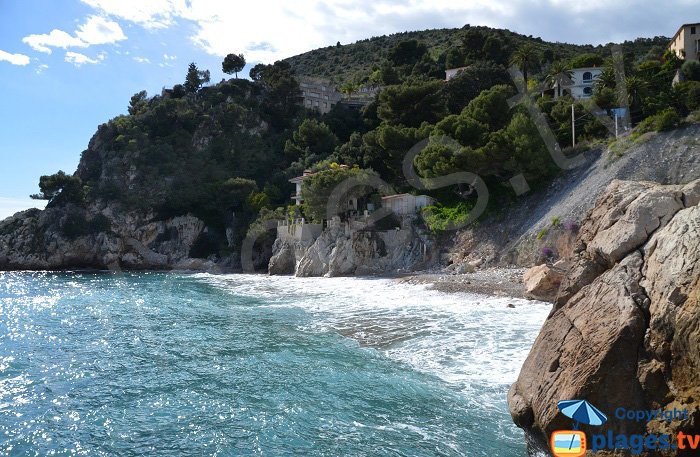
xmin=523 ymin=261 xmax=567 ymax=302
xmin=509 ymin=179 xmax=700 ymax=453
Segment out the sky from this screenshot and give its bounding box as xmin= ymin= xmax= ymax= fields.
xmin=0 ymin=0 xmax=694 ymax=219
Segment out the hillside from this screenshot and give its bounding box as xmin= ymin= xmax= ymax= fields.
xmin=283 ymin=24 xmax=670 ymax=84
xmin=445 ymin=123 xmax=700 ymax=269
xmin=0 ymin=22 xmax=696 ymax=273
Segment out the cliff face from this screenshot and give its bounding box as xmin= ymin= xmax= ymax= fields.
xmin=508 ymin=179 xmax=700 ymax=455
xmin=0 ymin=202 xmax=220 ymax=271
xmin=268 ymin=221 xmax=433 ymax=277
xmin=0 ymin=79 xmax=288 ymax=272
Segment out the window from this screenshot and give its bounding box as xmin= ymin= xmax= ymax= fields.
xmin=582 ymin=71 xmax=593 ymax=83
xmin=583 ymin=87 xmax=593 ymax=96
xmin=691 ymin=26 xmax=696 ymax=34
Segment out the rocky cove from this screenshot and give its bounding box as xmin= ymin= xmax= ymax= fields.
xmin=1 ymin=97 xmax=700 ymax=457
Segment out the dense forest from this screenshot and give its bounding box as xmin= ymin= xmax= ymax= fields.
xmin=31 ymin=25 xmax=700 ymax=259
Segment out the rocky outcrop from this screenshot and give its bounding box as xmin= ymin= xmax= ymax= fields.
xmin=522 ymin=260 xmax=569 ymax=302
xmin=268 ymin=237 xmax=313 ymax=275
xmin=269 ymin=221 xmax=433 ymax=277
xmin=0 ymin=202 xmax=215 ymax=271
xmin=508 ymin=179 xmax=700 ymax=455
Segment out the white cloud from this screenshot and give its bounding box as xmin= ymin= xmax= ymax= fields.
xmin=79 ymin=0 xmax=691 ymax=63
xmin=65 ymin=51 xmax=100 ymax=66
xmin=80 ymin=0 xmax=180 ymax=29
xmin=75 ymin=15 xmax=127 ymax=45
xmin=133 ymin=56 xmax=150 ymax=63
xmin=23 ymin=29 xmax=86 ymax=54
xmin=35 ymin=63 xmax=49 ymax=74
xmin=163 ymin=53 xmax=176 ymax=60
xmin=0 ymin=49 xmax=31 ymax=65
xmin=22 ymin=16 xmax=125 ymax=55
xmin=0 ymin=197 xmax=46 ymax=221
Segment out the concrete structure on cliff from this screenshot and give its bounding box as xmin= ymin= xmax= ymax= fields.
xmin=381 ymin=194 xmax=435 ymax=216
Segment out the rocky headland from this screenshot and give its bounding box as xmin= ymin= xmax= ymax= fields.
xmin=508 ymin=178 xmax=700 ymax=456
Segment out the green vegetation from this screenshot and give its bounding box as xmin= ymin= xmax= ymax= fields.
xmin=283 ymin=25 xmax=669 ymax=85
xmin=31 ymin=24 xmax=693 ymax=259
xmin=633 ymin=108 xmax=681 ymax=137
xmin=421 ymin=202 xmax=471 ymax=232
xmin=301 ymin=166 xmax=380 ymax=222
xmin=184 ymin=62 xmax=210 ymax=93
xmin=222 ymin=53 xmax=246 ymax=78
xmin=681 ymin=60 xmax=700 ymax=81
xmin=30 ymin=171 xmax=84 ymax=205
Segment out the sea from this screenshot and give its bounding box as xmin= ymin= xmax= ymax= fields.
xmin=0 ymin=271 xmax=550 ymax=456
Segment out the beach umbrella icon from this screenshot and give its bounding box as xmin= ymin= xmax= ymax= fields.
xmin=557 ymin=400 xmax=608 ymax=429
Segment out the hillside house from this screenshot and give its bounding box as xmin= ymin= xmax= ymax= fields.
xmin=668 ymin=23 xmax=700 ymax=61
xmin=299 ymin=78 xmax=342 ymax=114
xmin=289 ymin=170 xmax=315 ymax=205
xmin=445 ymin=67 xmax=468 ymax=81
xmin=381 ymin=194 xmax=435 ymax=216
xmin=552 ymin=67 xmax=602 ymax=100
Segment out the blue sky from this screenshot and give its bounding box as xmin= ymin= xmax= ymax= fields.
xmin=0 ymin=0 xmax=694 ymax=219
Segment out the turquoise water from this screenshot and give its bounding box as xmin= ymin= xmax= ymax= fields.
xmin=0 ymin=271 xmax=549 ymax=456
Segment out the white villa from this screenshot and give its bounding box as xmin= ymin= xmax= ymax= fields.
xmin=552 ymin=67 xmax=603 ymax=100
xmin=289 ymin=170 xmax=315 ymax=205
xmin=381 ymin=194 xmax=435 ymax=216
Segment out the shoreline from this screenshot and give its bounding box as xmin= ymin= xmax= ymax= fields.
xmin=394 ymin=267 xmax=527 ymax=299
xmin=1 ymin=266 xmax=530 ymax=300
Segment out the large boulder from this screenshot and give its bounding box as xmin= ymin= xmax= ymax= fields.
xmin=556 ymin=180 xmax=691 ymax=305
xmin=268 ymin=238 xmax=296 ymax=275
xmin=509 ymin=179 xmax=700 ymax=454
xmin=523 ymin=260 xmax=568 ymax=302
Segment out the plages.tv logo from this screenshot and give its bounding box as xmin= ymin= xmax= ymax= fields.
xmin=550 ymin=399 xmax=608 ymax=457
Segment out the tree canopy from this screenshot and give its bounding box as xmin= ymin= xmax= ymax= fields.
xmin=222 ymin=53 xmax=246 ymax=78
xmin=184 ymin=62 xmax=211 ymax=93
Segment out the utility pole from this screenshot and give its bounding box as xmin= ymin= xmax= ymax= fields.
xmin=615 ymin=112 xmax=619 ymax=138
xmin=571 ymin=104 xmax=575 ymax=148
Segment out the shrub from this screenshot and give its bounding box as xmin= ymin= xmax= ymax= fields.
xmin=655 ymin=109 xmax=680 ymax=131
xmin=536 ymin=228 xmax=548 ymax=240
xmin=680 ymin=81 xmax=700 ymax=111
xmin=421 ymin=202 xmax=471 ymax=232
xmin=551 ymin=216 xmax=561 ymax=227
xmin=634 ymin=108 xmax=680 ymax=137
xmin=681 ymin=60 xmax=700 ymax=82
